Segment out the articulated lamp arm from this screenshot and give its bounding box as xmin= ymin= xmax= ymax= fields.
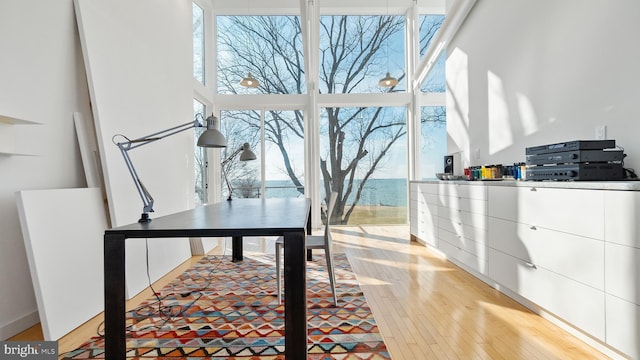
xmin=221 ymin=143 xmax=257 ymax=201
xmin=113 ymin=114 xmax=226 ymax=223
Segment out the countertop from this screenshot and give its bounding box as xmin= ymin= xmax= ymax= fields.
xmin=411 ymin=179 xmax=640 ymax=191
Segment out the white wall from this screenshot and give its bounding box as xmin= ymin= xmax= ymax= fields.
xmin=0 ymin=0 xmax=196 ymax=339
xmin=0 ymin=0 xmax=89 ymax=339
xmin=446 ymin=0 xmax=640 ymax=171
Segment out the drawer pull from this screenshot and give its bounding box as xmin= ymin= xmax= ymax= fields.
xmin=530 ymin=187 xmax=537 ymax=192
xmin=524 ymin=262 xmax=537 ymax=269
xmin=530 ymin=226 xmax=537 ymax=230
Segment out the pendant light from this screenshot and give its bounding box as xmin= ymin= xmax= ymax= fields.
xmin=378 ymin=0 xmax=398 ymax=88
xmin=379 ymin=72 xmax=398 ymax=87
xmin=239 ymin=0 xmax=260 ymax=88
xmin=240 ymin=72 xmax=260 ymax=88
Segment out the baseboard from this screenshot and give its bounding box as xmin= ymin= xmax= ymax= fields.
xmin=0 ymin=310 xmax=39 ymax=340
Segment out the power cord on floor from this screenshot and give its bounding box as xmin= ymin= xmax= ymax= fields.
xmin=94 ymin=238 xmax=228 ymax=337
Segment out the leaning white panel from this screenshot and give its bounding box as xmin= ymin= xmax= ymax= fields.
xmin=15 ymin=188 xmax=107 ymax=340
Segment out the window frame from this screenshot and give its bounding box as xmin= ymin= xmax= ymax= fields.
xmin=194 ymin=0 xmax=456 ymax=227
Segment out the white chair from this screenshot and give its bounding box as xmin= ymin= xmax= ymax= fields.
xmin=275 ymin=191 xmax=339 ymax=306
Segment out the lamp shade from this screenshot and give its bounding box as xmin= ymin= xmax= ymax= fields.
xmin=239 ymin=72 xmax=260 ymax=88
xmin=239 ymin=143 xmax=257 ymax=161
xmin=197 ymin=115 xmax=227 ymax=148
xmin=378 ymin=72 xmax=399 ymax=87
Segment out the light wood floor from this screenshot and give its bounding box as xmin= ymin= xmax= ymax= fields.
xmin=10 ymin=225 xmax=609 ymax=359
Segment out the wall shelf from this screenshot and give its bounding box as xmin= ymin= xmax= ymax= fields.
xmin=0 ymin=114 xmax=41 ymax=156
xmin=0 ymin=114 xmax=40 ymax=125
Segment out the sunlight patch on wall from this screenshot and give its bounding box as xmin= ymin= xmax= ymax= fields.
xmin=487 ymin=71 xmax=513 ymax=155
xmin=445 ymin=47 xmax=470 ymax=157
xmin=516 ymin=92 xmax=539 ymax=136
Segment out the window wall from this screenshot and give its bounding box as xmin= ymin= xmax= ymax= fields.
xmin=192 ymin=2 xmax=205 ymax=85
xmin=196 ymin=2 xmax=448 ymax=226
xmin=193 ymin=99 xmax=207 ymax=206
xmin=318 ymin=15 xmax=405 ymax=93
xmin=420 ymin=106 xmax=447 ymax=180
xmin=219 ymin=110 xmax=261 ymax=199
xmin=216 ymin=15 xmax=305 ymax=95
xmin=219 ymin=109 xmax=305 ymax=200
xmin=418 ymin=13 xmax=447 ymax=179
xmin=263 ymin=110 xmax=305 ymax=198
xmin=320 ymin=106 xmax=407 ymax=225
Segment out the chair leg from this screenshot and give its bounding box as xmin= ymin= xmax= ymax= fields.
xmin=324 ymin=249 xmax=338 ymax=306
xmin=275 ymin=242 xmax=283 ymax=304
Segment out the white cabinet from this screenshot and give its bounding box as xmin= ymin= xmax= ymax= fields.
xmin=410 ymin=180 xmax=640 ymax=359
xmin=488 ymin=217 xmax=604 ymax=290
xmin=603 ymin=191 xmax=640 ymax=358
xmin=410 ymin=183 xmax=438 ymax=247
xmin=489 ymin=248 xmax=605 ymax=340
xmin=605 ymin=190 xmax=640 ymax=248
xmin=409 ymin=183 xmax=419 ymax=235
xmin=437 ymin=183 xmax=487 ymax=275
xmin=604 ymin=242 xmax=640 ymax=359
xmin=605 ymin=241 xmax=640 ymax=305
xmin=605 ymin=294 xmax=640 ymax=360
xmin=488 ymin=185 xmax=606 ymax=342
xmin=488 ymin=185 xmax=604 ymax=240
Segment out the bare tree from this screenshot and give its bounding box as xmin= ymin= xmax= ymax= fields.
xmin=217 ymin=14 xmax=442 ymax=224
xmin=421 ymin=106 xmax=446 ymax=147
xmin=419 ymin=15 xmax=446 ymax=93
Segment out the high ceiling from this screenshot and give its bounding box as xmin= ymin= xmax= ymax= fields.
xmin=210 ymin=0 xmax=447 ymax=16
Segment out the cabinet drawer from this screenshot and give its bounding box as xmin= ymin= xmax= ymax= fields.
xmin=489 ymin=248 xmax=605 ymax=340
xmin=411 ymin=196 xmax=438 ymax=247
xmin=439 ymin=182 xmax=487 ymax=200
xmin=605 ymin=242 xmax=640 ymax=305
xmin=439 ymin=228 xmax=487 ymax=258
xmin=438 ymin=207 xmax=487 ymax=230
xmin=410 ymin=203 xmax=418 ymax=235
xmin=605 ymin=190 xmax=640 ymax=248
xmin=605 ymin=294 xmax=640 ymax=359
xmin=439 ymin=239 xmax=487 ymax=275
xmin=488 ymin=186 xmax=604 ymax=240
xmin=438 ymin=196 xmax=487 ymax=215
xmin=410 ymin=221 xmax=418 ymax=236
xmin=416 ymin=216 xmax=438 ymax=248
xmin=438 ymin=217 xmax=487 ymax=244
xmin=488 ymin=217 xmax=604 ymax=290
xmin=419 ymin=193 xmax=439 ymax=206
xmin=417 ymin=182 xmax=439 ymax=195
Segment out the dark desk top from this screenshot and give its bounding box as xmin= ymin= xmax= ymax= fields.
xmin=105 ymin=197 xmax=311 ymax=239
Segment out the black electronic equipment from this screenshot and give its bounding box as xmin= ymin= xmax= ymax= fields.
xmin=444 ymin=155 xmax=454 ymax=174
xmin=526 ymin=149 xmax=624 ymax=165
xmin=525 ymin=140 xmax=615 ymax=156
xmin=526 ymin=163 xmax=624 ymax=181
xmin=524 ymin=139 xmax=626 ymax=181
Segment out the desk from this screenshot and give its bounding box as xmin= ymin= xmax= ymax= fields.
xmin=103 ymin=198 xmax=311 ymax=359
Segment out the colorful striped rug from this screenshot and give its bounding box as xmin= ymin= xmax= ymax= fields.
xmin=61 ymin=253 xmax=391 ymax=359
